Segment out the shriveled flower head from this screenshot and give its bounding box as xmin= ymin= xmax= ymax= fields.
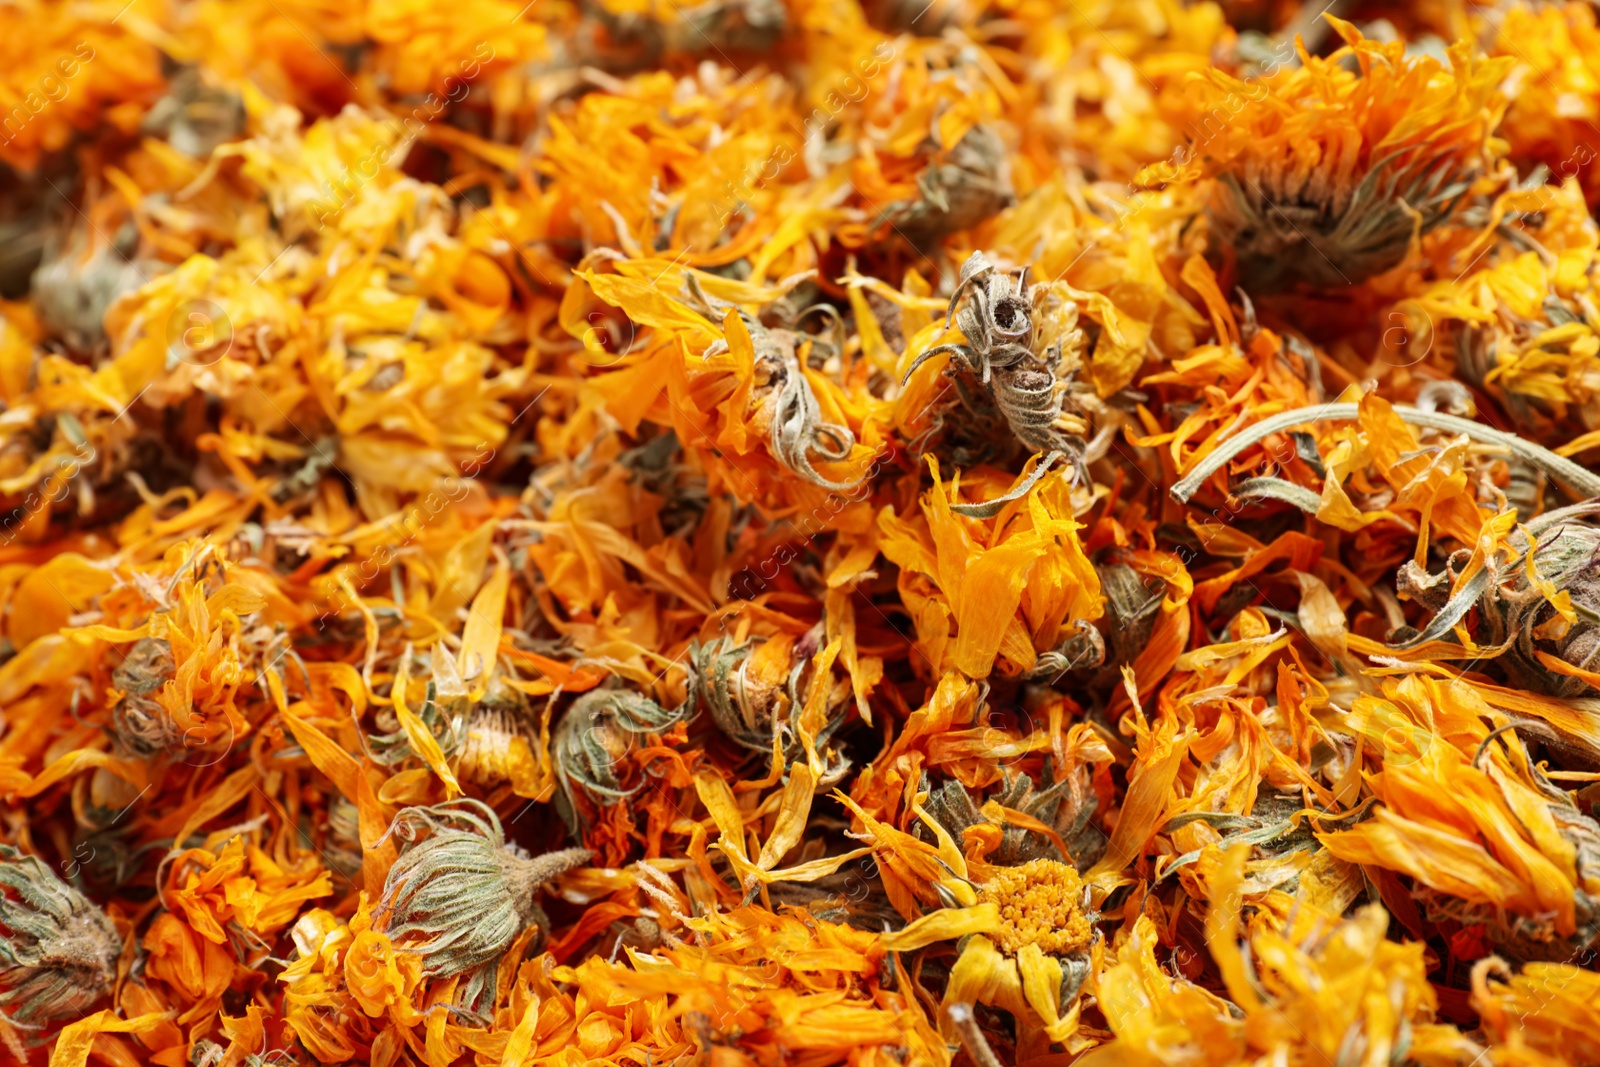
xmin=1389 ymin=503 xmax=1600 ymax=699
xmin=0 ymin=844 xmax=122 ymax=1027
xmin=685 ymin=275 xmax=867 ymax=494
xmin=904 ymin=251 xmax=1093 ymax=487
xmin=552 ymin=688 xmax=690 ymax=832
xmin=1487 ymin=509 xmax=1600 ymax=699
xmin=108 ymin=637 xmax=179 ymax=757
xmin=882 ymin=124 xmax=1016 ymax=242
xmin=688 ymin=634 xmax=852 ymax=788
xmin=1142 ymin=16 xmax=1512 ymax=287
xmin=457 ymin=679 xmax=542 ymax=790
xmin=904 ymin=850 xmax=1099 ymax=1052
xmin=378 ymin=801 xmax=590 ymax=1005
xmin=92 ymin=557 xmax=264 ymax=761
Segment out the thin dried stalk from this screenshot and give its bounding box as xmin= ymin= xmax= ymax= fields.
xmin=1170 ymin=403 xmax=1600 ymax=503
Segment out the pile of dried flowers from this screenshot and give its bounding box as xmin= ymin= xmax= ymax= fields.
xmin=2 ymin=0 xmax=1600 ymax=1064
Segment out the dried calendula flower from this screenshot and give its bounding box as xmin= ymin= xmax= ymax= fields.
xmin=21 ymin=0 xmax=1600 ymax=1063
xmin=1092 ymin=562 xmax=1162 ymax=676
xmin=378 ymin=801 xmax=590 ymax=1006
xmin=1483 ymin=510 xmax=1600 ymax=698
xmin=874 ymin=799 xmax=1097 ymax=1049
xmin=977 ymin=858 xmax=1093 ymax=958
xmin=1378 ymin=501 xmax=1600 ymax=701
xmin=31 ymin=225 xmax=148 ymax=353
xmin=1320 ymin=684 xmax=1600 ymax=959
xmin=109 ymin=637 xmax=177 ymax=757
xmin=907 ymin=251 xmax=1091 ymax=490
xmin=884 ymin=124 xmax=1016 ymax=242
xmin=943 ymin=878 xmax=1095 ymax=1048
xmin=140 ymin=69 xmax=245 ymax=159
xmin=1142 ymin=16 xmax=1512 ymax=288
xmin=0 ymin=844 xmax=122 ymax=1027
xmin=690 ymin=635 xmax=783 ymax=755
xmin=552 ymin=688 xmax=690 ymax=832
xmin=457 ymin=679 xmax=542 ymax=789
xmin=1093 ymin=846 xmax=1459 ymax=1067
xmin=701 ymin=284 xmax=866 ymax=493
xmin=1490 ymin=3 xmax=1600 ymax=208
xmin=689 ymin=635 xmax=852 ymax=787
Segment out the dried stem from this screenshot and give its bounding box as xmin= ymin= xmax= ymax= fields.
xmin=1170 ymin=403 xmax=1600 ymax=504
xmin=947 ymin=1003 xmax=1006 ymax=1067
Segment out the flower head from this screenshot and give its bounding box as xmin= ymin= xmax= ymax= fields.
xmin=977 ymin=858 xmax=1092 ymax=957
xmin=0 ymin=844 xmax=121 ymax=1027
xmin=1144 ymin=16 xmax=1513 ymax=287
xmin=378 ymin=800 xmax=591 ymax=1006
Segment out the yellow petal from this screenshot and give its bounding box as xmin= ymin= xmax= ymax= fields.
xmin=459 ymin=555 xmax=510 ymax=697
xmin=394 ymin=653 xmax=462 ymax=798
xmin=880 ymin=903 xmax=1002 ymax=952
xmin=50 ymin=1012 xmax=173 ymax=1067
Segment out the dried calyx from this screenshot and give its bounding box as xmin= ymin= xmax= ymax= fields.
xmin=31 ymin=225 xmax=146 ymax=353
xmin=921 ymin=772 xmax=1101 ymax=870
xmin=189 ymin=1036 xmax=306 ymax=1067
xmin=1091 ymin=562 xmax=1163 ymax=678
xmin=0 ymin=844 xmax=122 ymax=1028
xmin=687 ymin=635 xmax=852 ymax=788
xmin=368 ymin=691 xmax=466 ymax=766
xmin=883 ymin=125 xmax=1016 ymax=242
xmin=378 ymin=801 xmax=591 ymax=1008
xmin=1020 ymin=618 xmax=1105 ymax=682
xmin=552 ymin=688 xmax=692 ymax=833
xmin=1388 ymin=501 xmax=1600 ymax=663
xmin=691 ymin=276 xmax=864 ymax=492
xmin=140 ymin=69 xmax=245 ymax=159
xmin=1212 ymin=149 xmax=1475 ymax=289
xmin=906 ymin=251 xmax=1091 ymax=507
xmin=1477 ymin=509 xmax=1600 ymax=698
xmin=1157 ymin=792 xmax=1330 ymax=889
xmin=108 ymin=637 xmax=178 ymax=758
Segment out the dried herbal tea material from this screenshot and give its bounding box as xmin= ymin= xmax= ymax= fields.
xmin=976 ymin=858 xmax=1093 ymax=957
xmin=0 ymin=846 xmax=121 ymax=1028
xmin=907 ymin=250 xmax=1093 ymax=486
xmin=5 ymin=2 xmax=1600 ymax=1065
xmin=377 ymin=802 xmax=590 ymax=999
xmin=1142 ymin=15 xmax=1512 ymax=288
xmin=107 ymin=637 xmax=178 ymax=757
xmin=551 ymin=688 xmax=690 ymax=832
xmin=883 ymin=124 xmax=1017 ymax=242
